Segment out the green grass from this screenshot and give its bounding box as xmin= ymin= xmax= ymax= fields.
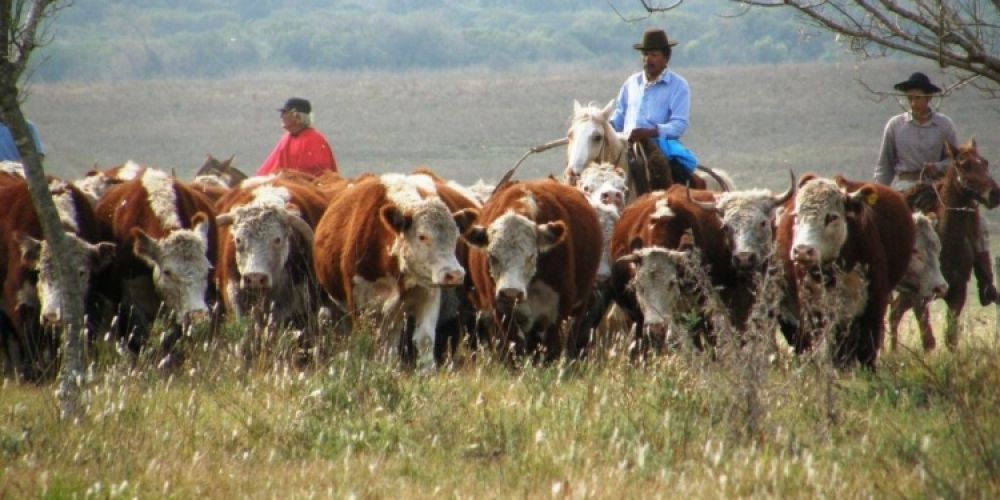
xmin=3 ymin=313 xmax=1000 ymax=497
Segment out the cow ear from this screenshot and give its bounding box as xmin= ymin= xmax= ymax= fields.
xmin=91 ymin=242 xmax=117 ymax=271
xmin=846 ymin=185 xmax=878 ymax=214
xmin=380 ymin=205 xmax=411 ymax=234
xmin=284 ymin=202 xmax=302 ymax=218
xmin=15 ymin=232 xmax=42 ymax=270
xmin=536 ymin=221 xmax=567 ymax=252
xmin=462 ymin=225 xmax=489 ymax=249
xmin=452 ymin=208 xmax=479 ymax=235
xmin=132 ymin=228 xmax=161 ymax=266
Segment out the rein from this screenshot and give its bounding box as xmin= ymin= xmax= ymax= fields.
xmin=493 ymin=137 xmax=570 ymax=195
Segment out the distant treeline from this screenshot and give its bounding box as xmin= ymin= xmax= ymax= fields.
xmin=35 ymin=0 xmax=843 ymax=82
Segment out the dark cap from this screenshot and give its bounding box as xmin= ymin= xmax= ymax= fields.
xmin=278 ymin=97 xmax=311 ymax=114
xmin=633 ymin=28 xmax=678 ymax=50
xmin=893 ymin=72 xmax=942 ymax=94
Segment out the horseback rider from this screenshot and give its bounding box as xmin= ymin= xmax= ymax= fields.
xmin=610 ymin=28 xmax=704 ymax=196
xmin=875 ymin=71 xmax=998 ymax=305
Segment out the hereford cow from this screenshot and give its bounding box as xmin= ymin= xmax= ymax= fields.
xmin=72 ymin=160 xmax=146 ymax=204
xmin=313 ymin=174 xmax=478 ymax=368
xmin=464 ymin=179 xmax=601 ymax=362
xmin=776 ymin=176 xmax=914 ymax=368
xmin=0 ymin=177 xmax=114 ymax=380
xmin=214 ymin=175 xmax=328 ymax=359
xmin=94 ymin=168 xmax=217 ymax=357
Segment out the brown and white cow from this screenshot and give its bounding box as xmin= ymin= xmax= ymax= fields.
xmin=776 ymin=176 xmax=914 ymax=368
xmin=464 ymin=179 xmax=601 ymax=361
xmin=0 ymin=177 xmax=114 ymax=380
xmin=94 ymin=168 xmax=217 ymax=355
xmin=214 ymin=175 xmax=327 ymax=333
xmin=313 ymin=173 xmax=477 ymax=368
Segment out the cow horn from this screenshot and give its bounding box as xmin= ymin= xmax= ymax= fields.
xmin=773 ymin=170 xmax=796 ymax=207
xmin=686 ymin=186 xmax=717 ymax=212
xmin=286 ymin=213 xmax=314 ymax=247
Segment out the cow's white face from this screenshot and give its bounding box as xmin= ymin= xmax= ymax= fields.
xmin=386 ymin=199 xmax=468 ymax=289
xmin=579 ymin=163 xmax=627 ymax=212
xmin=22 ymin=233 xmax=115 ymax=326
xmin=467 ymin=211 xmax=566 ymax=304
xmin=221 ymin=205 xmax=302 ymax=291
xmin=72 ymin=173 xmax=114 ymax=204
xmin=133 ymin=219 xmax=212 ymax=320
xmin=791 ymin=179 xmax=851 ymax=267
xmin=622 ymin=247 xmax=695 ymax=336
xmin=898 ymin=213 xmax=947 ymax=300
xmin=717 ymin=190 xmax=781 ymax=273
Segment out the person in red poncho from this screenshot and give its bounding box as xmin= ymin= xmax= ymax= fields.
xmin=256 ymin=97 xmax=338 ymax=176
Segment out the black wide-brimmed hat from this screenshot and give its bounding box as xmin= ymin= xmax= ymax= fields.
xmin=633 ymin=28 xmax=678 ymax=50
xmin=893 ymin=72 xmax=942 ymax=94
xmin=278 ymin=97 xmax=311 ymax=114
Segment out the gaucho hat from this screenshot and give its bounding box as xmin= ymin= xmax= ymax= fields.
xmin=893 ymin=72 xmax=942 ymax=94
xmin=278 ymin=97 xmax=311 ymax=114
xmin=633 ymin=28 xmax=678 ymax=50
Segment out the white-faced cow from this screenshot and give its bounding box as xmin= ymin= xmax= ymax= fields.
xmin=888 ymin=212 xmax=948 ymax=351
xmin=0 ymin=177 xmax=114 ymax=380
xmin=776 ymin=176 xmax=914 ymax=369
xmin=214 ymin=175 xmax=328 ymax=355
xmin=313 ymin=173 xmax=478 ymax=368
xmin=464 ymin=179 xmax=602 ymax=362
xmin=94 ymin=168 xmax=217 ymax=357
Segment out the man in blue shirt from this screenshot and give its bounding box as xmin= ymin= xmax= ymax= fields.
xmin=0 ymin=119 xmax=44 ymax=161
xmin=610 ymin=28 xmax=700 ymax=194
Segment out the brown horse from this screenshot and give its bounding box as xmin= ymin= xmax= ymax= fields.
xmin=194 ymin=153 xmax=248 ymax=188
xmin=895 ymin=139 xmax=1000 ymax=350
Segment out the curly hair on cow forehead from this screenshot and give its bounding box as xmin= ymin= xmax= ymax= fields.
xmin=794 ymin=179 xmax=844 ymax=216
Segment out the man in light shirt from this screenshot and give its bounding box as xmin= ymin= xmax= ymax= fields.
xmin=610 ymin=28 xmax=701 ymax=196
xmin=875 ymin=72 xmax=997 ymax=305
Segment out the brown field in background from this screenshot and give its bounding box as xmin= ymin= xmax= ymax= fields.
xmin=25 ymin=59 xmax=998 ymax=191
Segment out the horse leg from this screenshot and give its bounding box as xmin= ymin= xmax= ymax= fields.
xmin=944 ymin=282 xmax=968 ymax=351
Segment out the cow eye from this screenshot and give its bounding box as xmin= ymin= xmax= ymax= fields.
xmin=163 ymin=269 xmax=174 ymax=279
xmin=825 ymin=213 xmax=840 ymax=225
xmin=488 ymin=255 xmax=500 ymax=268
xmin=273 ymin=236 xmax=282 ymax=245
xmin=418 ymin=234 xmax=429 ymax=243
xmin=234 ymin=237 xmax=242 ymax=246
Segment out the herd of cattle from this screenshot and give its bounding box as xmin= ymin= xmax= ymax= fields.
xmin=0 ymin=137 xmax=996 ymax=381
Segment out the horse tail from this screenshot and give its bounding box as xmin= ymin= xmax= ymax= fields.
xmin=695 ymin=164 xmax=734 ymax=192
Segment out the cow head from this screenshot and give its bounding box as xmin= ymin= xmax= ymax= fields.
xmin=616 ymin=247 xmax=695 ymax=343
xmin=382 ymin=199 xmax=476 ymax=288
xmin=790 ymin=178 xmax=871 ymax=268
xmin=217 ymin=203 xmax=313 ymax=292
xmin=578 ymin=162 xmax=627 ymax=212
xmin=897 ymin=212 xmax=948 ymax=300
xmin=947 ymin=139 xmax=1000 ymax=208
xmin=132 ymin=212 xmax=213 ymax=321
xmin=464 ymin=211 xmax=567 ymax=305
xmin=689 ymin=172 xmax=795 ymax=273
xmin=17 ymin=232 xmax=116 ymax=327
xmin=592 ymin=202 xmax=620 ymax=281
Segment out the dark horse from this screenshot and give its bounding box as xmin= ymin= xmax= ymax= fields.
xmin=194 ymin=153 xmax=248 ymax=188
xmin=894 ymin=139 xmax=1000 ymax=350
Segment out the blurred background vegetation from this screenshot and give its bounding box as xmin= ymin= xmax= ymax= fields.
xmin=35 ymin=0 xmax=841 ymax=82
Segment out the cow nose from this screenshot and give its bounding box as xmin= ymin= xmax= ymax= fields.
xmin=497 ymin=288 xmax=524 ymax=303
xmin=792 ymin=245 xmax=817 ymax=264
xmin=439 ymin=269 xmax=465 ymax=287
xmin=602 ymin=191 xmax=625 ymax=211
xmin=242 ymin=272 xmax=270 ymax=289
xmin=733 ymin=252 xmax=758 ymax=271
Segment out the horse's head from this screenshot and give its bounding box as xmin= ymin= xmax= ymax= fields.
xmin=946 ymin=139 xmax=1000 ymax=209
xmin=566 ymin=100 xmax=619 ymax=177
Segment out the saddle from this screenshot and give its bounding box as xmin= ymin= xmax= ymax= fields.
xmin=626 ymin=138 xmax=705 ymax=197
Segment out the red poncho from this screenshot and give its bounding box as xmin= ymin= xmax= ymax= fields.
xmin=256 ymin=127 xmax=338 ymax=176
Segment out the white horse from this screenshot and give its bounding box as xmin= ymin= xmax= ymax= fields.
xmin=564 ymin=99 xmax=734 ymax=195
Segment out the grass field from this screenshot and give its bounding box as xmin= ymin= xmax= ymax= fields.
xmin=4 ymin=60 xmax=1000 ymax=497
